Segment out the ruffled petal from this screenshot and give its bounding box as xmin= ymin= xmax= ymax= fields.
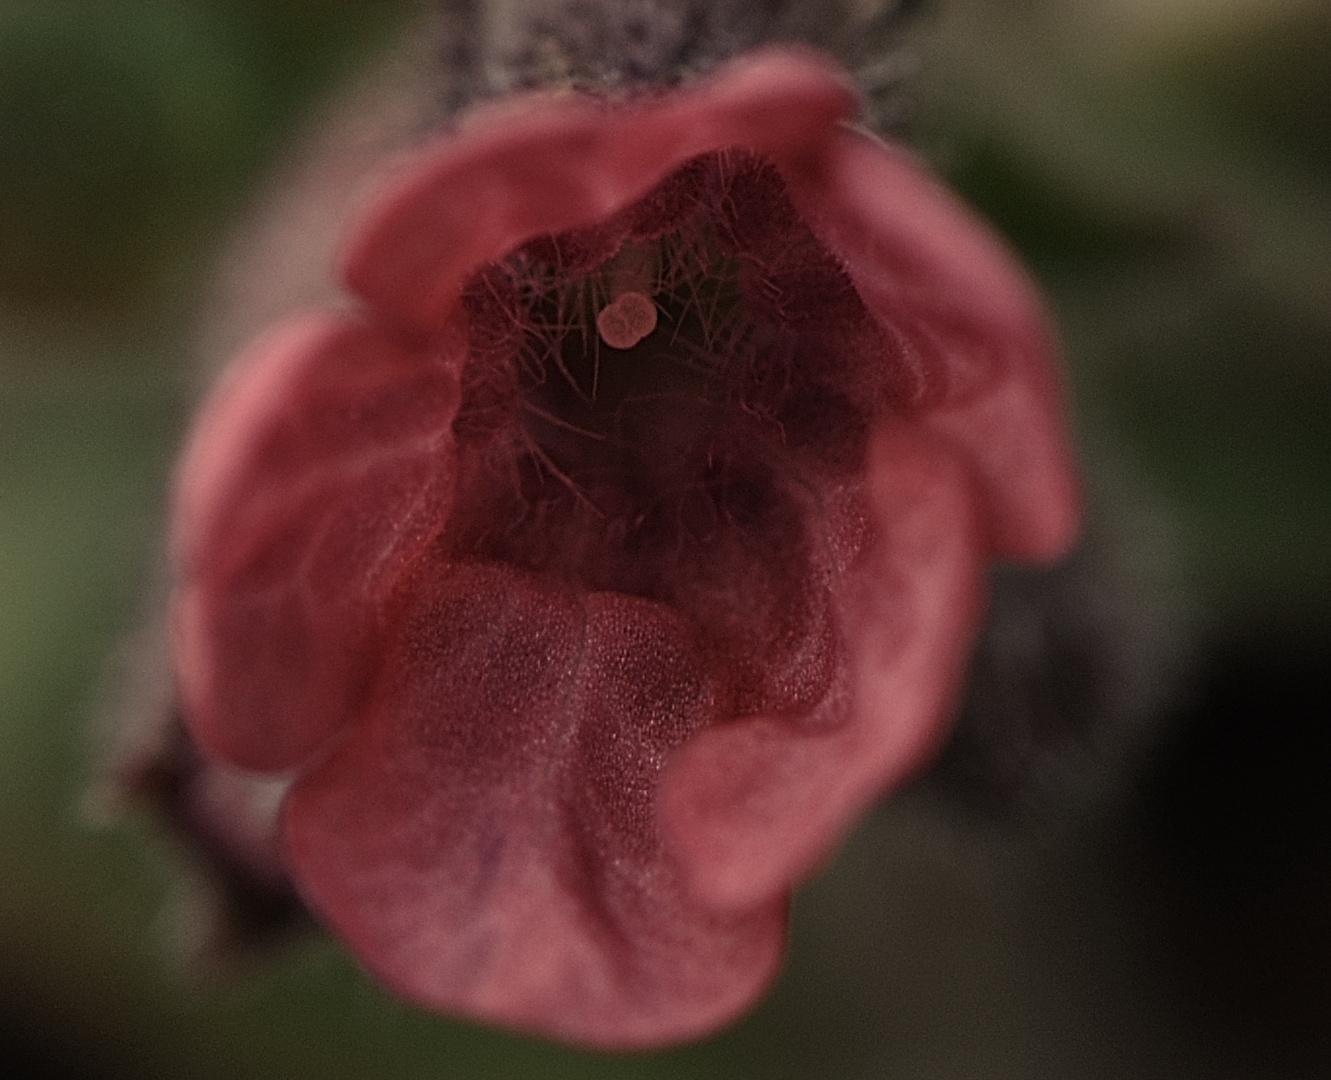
xmin=172 ymin=314 xmax=464 ymax=770
xmin=342 ymin=48 xmax=857 ymax=333
xmin=779 ymin=128 xmax=1081 ymax=559
xmin=660 ymin=427 xmax=987 ymax=909
xmin=283 ymin=561 xmax=786 ymax=1048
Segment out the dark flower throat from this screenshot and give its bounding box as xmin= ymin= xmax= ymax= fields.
xmin=446 ymin=150 xmax=896 ymax=717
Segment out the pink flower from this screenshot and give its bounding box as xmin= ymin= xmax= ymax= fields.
xmin=169 ymin=48 xmax=1078 ymax=1047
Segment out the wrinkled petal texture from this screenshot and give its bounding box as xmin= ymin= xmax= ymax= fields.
xmin=170 ymin=47 xmax=1079 ymax=1047
xmin=286 ymin=566 xmax=787 ymax=1045
xmin=173 ymin=315 xmax=464 ymax=771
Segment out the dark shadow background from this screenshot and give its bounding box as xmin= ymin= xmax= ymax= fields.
xmin=1 ymin=0 xmax=1328 ymax=1076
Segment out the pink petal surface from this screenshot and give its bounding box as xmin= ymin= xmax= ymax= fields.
xmin=284 ymin=563 xmax=786 ymax=1048
xmin=783 ymin=129 xmax=1080 ymax=558
xmin=660 ymin=427 xmax=986 ymax=909
xmin=343 ymin=48 xmax=857 ymax=333
xmin=173 ymin=315 xmax=464 ymax=770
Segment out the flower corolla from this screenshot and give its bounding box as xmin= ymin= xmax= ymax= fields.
xmin=169 ymin=48 xmax=1079 ymax=1047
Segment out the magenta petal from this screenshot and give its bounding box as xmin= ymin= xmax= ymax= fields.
xmin=172 ymin=314 xmax=464 ymax=770
xmin=284 ymin=561 xmax=786 ymax=1048
xmin=660 ymin=428 xmax=986 ymax=909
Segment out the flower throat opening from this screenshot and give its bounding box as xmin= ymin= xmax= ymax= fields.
xmin=444 ymin=150 xmax=897 ymax=715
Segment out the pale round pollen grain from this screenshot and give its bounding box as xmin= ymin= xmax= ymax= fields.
xmin=596 ymin=291 xmax=658 ymax=350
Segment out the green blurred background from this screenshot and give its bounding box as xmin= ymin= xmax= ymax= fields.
xmin=1 ymin=0 xmax=1327 ymax=1076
